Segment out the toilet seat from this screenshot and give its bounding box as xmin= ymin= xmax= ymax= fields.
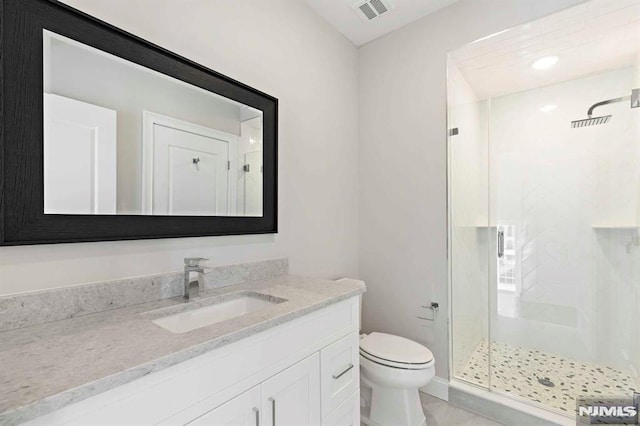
xmin=360 ymin=350 xmax=434 ymax=370
xmin=359 ymin=332 xmax=433 ymax=370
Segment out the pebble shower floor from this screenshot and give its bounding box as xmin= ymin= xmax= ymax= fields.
xmin=457 ymin=340 xmax=639 ymax=414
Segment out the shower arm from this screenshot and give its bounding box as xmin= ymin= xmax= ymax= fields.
xmin=587 ymin=95 xmax=630 ymax=118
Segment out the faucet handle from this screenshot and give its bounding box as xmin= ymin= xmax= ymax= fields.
xmin=184 ymin=257 xmax=209 ymax=267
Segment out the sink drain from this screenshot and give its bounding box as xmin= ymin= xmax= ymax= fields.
xmin=538 ymin=377 xmax=555 ymax=387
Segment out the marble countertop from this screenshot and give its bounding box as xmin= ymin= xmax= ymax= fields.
xmin=0 ymin=275 xmax=365 ymax=425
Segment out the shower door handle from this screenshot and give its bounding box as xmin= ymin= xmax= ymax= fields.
xmin=497 ymin=228 xmax=504 ymax=258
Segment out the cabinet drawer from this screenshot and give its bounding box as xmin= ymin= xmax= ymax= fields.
xmin=323 ymin=389 xmax=359 ymax=426
xmin=320 ymin=332 xmax=359 ymax=416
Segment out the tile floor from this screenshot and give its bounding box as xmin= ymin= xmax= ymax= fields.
xmin=361 ymin=393 xmax=502 ymax=426
xmin=457 ymin=340 xmax=639 ymax=415
xmin=419 ymin=393 xmax=503 ymax=426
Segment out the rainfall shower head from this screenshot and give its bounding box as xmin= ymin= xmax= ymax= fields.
xmin=571 ymin=115 xmax=611 ymax=128
xmin=571 ymin=89 xmax=639 ymax=128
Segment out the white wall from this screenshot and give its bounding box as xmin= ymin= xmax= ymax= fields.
xmin=358 ymin=0 xmax=586 ymax=379
xmin=0 ymin=0 xmax=359 ymax=296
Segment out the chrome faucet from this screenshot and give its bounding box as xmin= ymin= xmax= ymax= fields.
xmin=183 ymin=257 xmax=208 ymax=300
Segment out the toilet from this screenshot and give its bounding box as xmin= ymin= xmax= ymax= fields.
xmin=333 ymin=279 xmax=435 ymax=425
xmin=359 ymin=332 xmax=435 ymax=426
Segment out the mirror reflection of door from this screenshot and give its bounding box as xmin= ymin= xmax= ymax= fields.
xmin=243 ymin=151 xmax=263 ymax=216
xmin=44 ymin=30 xmax=265 ymax=218
xmin=44 ymin=94 xmax=117 ymax=214
xmin=142 ymin=112 xmax=235 ymax=216
xmin=236 ymin=116 xmax=263 ymax=217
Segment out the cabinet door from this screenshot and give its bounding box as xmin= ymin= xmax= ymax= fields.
xmin=188 ymin=386 xmax=261 ymax=426
xmin=262 ymin=353 xmax=321 ymax=426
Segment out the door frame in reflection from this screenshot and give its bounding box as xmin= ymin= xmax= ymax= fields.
xmin=141 ymin=111 xmax=238 ymax=216
xmin=44 ymin=94 xmax=117 ymax=215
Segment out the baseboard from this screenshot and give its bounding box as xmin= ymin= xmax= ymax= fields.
xmin=420 ymin=376 xmax=449 ymax=401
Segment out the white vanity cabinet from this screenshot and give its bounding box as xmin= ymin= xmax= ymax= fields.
xmin=323 ymin=390 xmax=360 ymax=426
xmin=320 ymin=333 xmax=359 ymax=416
xmin=25 ymin=297 xmax=360 ymax=426
xmin=261 ymin=353 xmax=321 ymax=426
xmin=188 ymin=386 xmax=261 ymax=426
xmin=189 ymin=353 xmax=321 ymax=426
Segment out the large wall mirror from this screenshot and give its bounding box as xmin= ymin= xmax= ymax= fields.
xmin=1 ymin=0 xmax=277 ymax=245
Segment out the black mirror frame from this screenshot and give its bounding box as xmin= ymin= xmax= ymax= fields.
xmin=0 ymin=0 xmax=278 ymax=246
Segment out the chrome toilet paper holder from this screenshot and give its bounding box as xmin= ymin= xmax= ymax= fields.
xmin=417 ymin=302 xmax=439 ymax=321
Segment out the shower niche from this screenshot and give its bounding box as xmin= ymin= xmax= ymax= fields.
xmin=447 ymin=0 xmax=640 ymax=420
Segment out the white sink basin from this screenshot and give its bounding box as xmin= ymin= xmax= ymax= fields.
xmin=152 ymin=293 xmax=284 ymax=334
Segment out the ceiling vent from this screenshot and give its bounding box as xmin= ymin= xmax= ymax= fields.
xmin=351 ymin=0 xmax=395 ymax=22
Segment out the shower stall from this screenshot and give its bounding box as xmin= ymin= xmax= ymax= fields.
xmin=448 ymin=0 xmax=640 ymax=420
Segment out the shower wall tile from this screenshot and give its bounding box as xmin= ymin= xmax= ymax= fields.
xmin=488 ymin=66 xmax=640 ymax=372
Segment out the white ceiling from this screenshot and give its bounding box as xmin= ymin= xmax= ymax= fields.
xmin=304 ymin=0 xmax=459 ymax=46
xmin=450 ymin=0 xmax=640 ymax=99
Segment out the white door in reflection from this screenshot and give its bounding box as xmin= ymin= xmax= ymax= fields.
xmin=44 ymin=94 xmax=117 ymax=214
xmin=143 ymin=112 xmax=235 ymax=216
xmin=166 ymin=146 xmax=221 ymax=216
xmin=243 ymin=150 xmax=263 ymax=216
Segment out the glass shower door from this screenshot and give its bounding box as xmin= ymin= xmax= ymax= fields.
xmin=448 ymin=57 xmax=491 ymax=389
xmin=487 ymin=61 xmax=640 ymax=415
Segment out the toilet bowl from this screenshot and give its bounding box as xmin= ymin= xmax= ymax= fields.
xmin=359 ymin=332 xmax=435 ymax=426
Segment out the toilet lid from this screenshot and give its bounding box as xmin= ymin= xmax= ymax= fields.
xmin=360 ymin=332 xmax=433 ymax=366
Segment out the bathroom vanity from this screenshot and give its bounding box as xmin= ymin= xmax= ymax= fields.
xmin=0 ymin=261 xmax=365 ymax=426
